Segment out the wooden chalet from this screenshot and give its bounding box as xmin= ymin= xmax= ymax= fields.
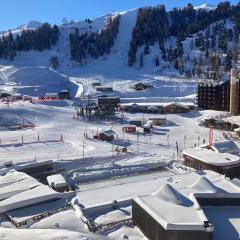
xmin=95 ymin=86 xmax=113 ymax=92
xmin=163 ymin=102 xmax=190 ymax=114
xmin=94 ymin=129 xmax=116 ymax=142
xmin=47 ymin=174 xmax=69 ymax=192
xmin=134 ymin=82 xmax=153 ymax=91
xmin=122 ymin=125 xmax=136 ymax=133
xmin=59 ymin=90 xmax=70 ymax=99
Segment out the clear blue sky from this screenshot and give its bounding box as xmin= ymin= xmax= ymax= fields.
xmin=0 ymin=0 xmax=238 ymax=31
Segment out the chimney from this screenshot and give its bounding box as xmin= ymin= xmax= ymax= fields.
xmin=230 ymin=68 xmax=239 ymax=115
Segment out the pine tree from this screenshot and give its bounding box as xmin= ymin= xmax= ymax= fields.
xmin=218 ymin=34 xmax=227 ymax=53
xmin=155 ymin=56 xmax=160 ymax=67
xmin=49 ymin=56 xmax=59 ymax=69
xmin=144 ymin=44 xmax=150 ymax=55
xmin=224 ymin=51 xmax=232 ymax=71
xmin=140 ymin=52 xmax=144 ymax=67
xmin=210 ymin=54 xmax=221 ymax=80
xmin=69 ymin=15 xmax=121 ymax=64
xmin=211 ymin=35 xmax=216 ymax=49
xmin=232 ymin=43 xmax=239 ymax=65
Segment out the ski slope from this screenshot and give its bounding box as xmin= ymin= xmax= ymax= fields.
xmin=0 ymin=8 xmax=198 ymax=100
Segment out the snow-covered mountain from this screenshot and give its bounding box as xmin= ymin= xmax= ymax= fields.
xmin=16 ymin=20 xmax=43 ymax=31
xmin=194 ymin=3 xmax=217 ymax=11
xmin=0 ymin=2 xmax=238 ymax=99
xmin=0 ymin=10 xmax=143 ymax=98
xmin=0 ymin=20 xmax=43 ymax=38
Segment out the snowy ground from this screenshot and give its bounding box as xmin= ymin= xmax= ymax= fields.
xmin=104 ymin=224 xmax=148 ymax=240
xmin=0 ymin=5 xmax=240 ymax=240
xmin=0 ymin=99 xmax=229 ymax=169
xmin=0 ymin=98 xmax=231 ymax=240
xmin=0 ymin=227 xmax=106 ymax=240
xmin=0 ymin=70 xmax=235 ymax=240
xmin=31 ymin=209 xmax=88 ymax=232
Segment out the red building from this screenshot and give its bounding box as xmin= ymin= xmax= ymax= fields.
xmin=122 ymin=125 xmax=137 ymax=133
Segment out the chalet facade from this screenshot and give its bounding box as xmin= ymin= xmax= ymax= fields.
xmin=129 ymin=118 xmax=145 ymax=127
xmin=120 ymin=102 xmax=194 ymax=114
xmin=163 ymin=102 xmax=190 ymax=114
xmin=122 ymin=125 xmax=137 ymax=133
xmin=147 ymin=117 xmax=166 ymax=126
xmin=94 ymin=129 xmax=116 ymax=141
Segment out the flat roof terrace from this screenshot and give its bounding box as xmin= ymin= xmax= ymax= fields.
xmin=183 ymin=148 xmax=240 ymax=167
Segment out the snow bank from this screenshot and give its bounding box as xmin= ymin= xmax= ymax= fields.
xmin=0 ymin=185 xmax=61 ymax=213
xmin=0 ymin=227 xmax=106 ymax=240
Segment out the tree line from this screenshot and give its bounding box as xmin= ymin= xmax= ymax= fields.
xmin=69 ymin=15 xmax=121 ymax=64
xmin=128 ymin=1 xmax=240 ymax=67
xmin=0 ymin=23 xmax=59 ymax=61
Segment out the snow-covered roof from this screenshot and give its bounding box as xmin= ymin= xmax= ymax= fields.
xmin=147 ymin=105 xmax=159 ymax=109
xmin=7 ymin=198 xmax=68 ymax=224
xmin=234 ymin=127 xmax=240 ymax=132
xmin=128 ymin=117 xmax=144 ymax=121
xmin=0 ymin=227 xmax=106 ymax=240
xmin=163 ymin=102 xmax=189 ymax=109
xmin=11 ymin=93 xmax=22 ymax=97
xmin=46 ymin=93 xmax=58 ymax=96
xmin=59 ymin=89 xmax=69 ymax=93
xmin=76 ymin=170 xmax=240 ymax=209
xmin=0 ymin=170 xmax=28 ymax=188
xmin=211 ymin=140 xmax=240 ymax=155
xmin=0 ymin=170 xmax=63 ymax=213
xmin=0 ymin=185 xmax=61 ymax=213
xmin=120 ymin=102 xmax=194 ymax=107
xmin=189 ymin=176 xmax=221 ymax=193
xmin=183 ymin=148 xmax=240 ymax=166
xmin=122 ymin=124 xmax=136 ymax=128
xmin=134 ymin=174 xmax=240 ymax=231
xmin=101 ymin=129 xmax=117 ymax=136
xmin=214 ymin=119 xmax=225 ymax=124
xmin=134 ymin=189 xmax=209 ymax=231
xmin=152 ymin=184 xmax=183 ymax=205
xmin=96 ymin=85 xmax=113 ymax=89
xmin=147 ymin=116 xmax=166 ymax=120
xmin=47 ymin=174 xmax=67 ymax=188
xmin=0 ymin=159 xmax=53 ymax=172
xmin=0 ymin=177 xmax=40 ymax=201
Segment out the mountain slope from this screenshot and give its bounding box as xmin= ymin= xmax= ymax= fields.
xmin=0 ymin=2 xmax=239 ymax=100
xmin=0 ymin=21 xmax=43 ymax=38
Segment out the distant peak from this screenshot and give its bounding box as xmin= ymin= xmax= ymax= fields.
xmin=194 ymin=3 xmax=217 ymax=11
xmin=17 ymin=21 xmax=42 ymax=31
